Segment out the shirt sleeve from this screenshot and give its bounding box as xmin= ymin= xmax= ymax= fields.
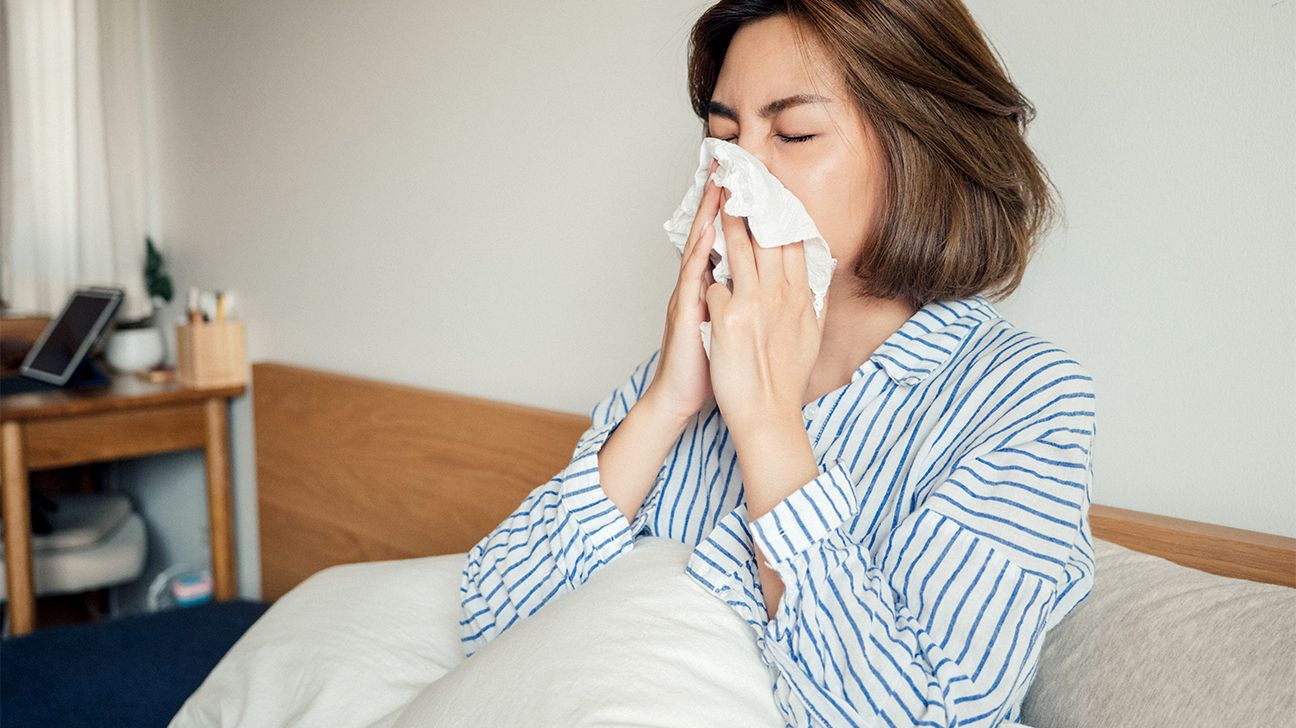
xmin=744 ymin=361 xmax=1097 ymax=727
xmin=459 ymin=348 xmax=664 ymax=657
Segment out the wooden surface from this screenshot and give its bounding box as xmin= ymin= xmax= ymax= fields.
xmin=177 ymin=320 xmax=248 ymax=387
xmin=253 ymin=361 xmax=590 ymax=601
xmin=1 ymin=315 xmax=53 ymax=375
xmin=1 ymin=421 xmax=34 ymax=631
xmin=1091 ymin=503 xmax=1295 ymax=588
xmin=1 ymin=373 xmax=244 ymax=421
xmin=204 ymin=398 xmax=237 ymax=600
xmin=0 ymin=315 xmax=53 ymax=343
xmin=252 ymin=361 xmax=1296 ymax=602
xmin=22 ymin=404 xmax=207 ymax=470
xmin=0 ymin=374 xmax=245 ymax=636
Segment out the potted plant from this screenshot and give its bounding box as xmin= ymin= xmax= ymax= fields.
xmin=104 ymin=237 xmax=174 ymax=373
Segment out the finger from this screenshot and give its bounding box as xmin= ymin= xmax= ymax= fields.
xmin=705 ymin=278 xmax=730 ymax=322
xmin=751 ymin=226 xmax=783 ymax=289
xmin=682 ymin=174 xmax=718 ymax=262
xmin=682 ymin=159 xmax=722 ymax=262
xmin=783 ymin=240 xmax=808 ymax=290
xmin=718 ymin=188 xmax=757 ymax=294
xmin=685 ymin=218 xmax=717 ymax=281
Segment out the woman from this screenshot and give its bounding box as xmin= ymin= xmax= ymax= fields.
xmin=460 ymin=1 xmax=1096 ymax=726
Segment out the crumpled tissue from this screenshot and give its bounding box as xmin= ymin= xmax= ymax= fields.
xmin=662 ymin=137 xmax=837 ymax=359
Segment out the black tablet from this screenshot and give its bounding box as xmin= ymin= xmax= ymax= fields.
xmin=19 ymin=287 xmax=124 ymax=385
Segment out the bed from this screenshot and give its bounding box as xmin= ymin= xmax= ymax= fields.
xmin=3 ymin=360 xmax=1293 ymax=727
xmin=246 ymin=361 xmax=1296 ymax=596
xmin=243 ymin=361 xmax=1296 ymax=728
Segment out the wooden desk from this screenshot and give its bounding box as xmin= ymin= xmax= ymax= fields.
xmin=1 ymin=371 xmax=245 ymax=636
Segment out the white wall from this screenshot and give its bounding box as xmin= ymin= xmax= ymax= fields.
xmin=964 ymin=1 xmax=1295 ymax=535
xmin=122 ymin=0 xmax=1293 ymax=606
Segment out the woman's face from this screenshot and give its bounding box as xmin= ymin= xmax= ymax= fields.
xmin=706 ymin=15 xmax=886 ymax=276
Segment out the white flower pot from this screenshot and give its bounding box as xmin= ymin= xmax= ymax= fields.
xmin=105 ymin=326 xmax=166 ymax=373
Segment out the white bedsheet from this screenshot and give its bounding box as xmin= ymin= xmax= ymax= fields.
xmin=168 ymin=539 xmax=1038 ymax=727
xmin=169 ymin=552 xmax=470 ymax=728
xmin=170 ymin=538 xmax=791 ymax=727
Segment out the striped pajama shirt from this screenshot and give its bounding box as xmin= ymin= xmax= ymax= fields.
xmin=459 ymin=294 xmax=1097 ymax=727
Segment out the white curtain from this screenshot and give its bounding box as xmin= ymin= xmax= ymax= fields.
xmin=0 ymin=0 xmax=151 ymax=323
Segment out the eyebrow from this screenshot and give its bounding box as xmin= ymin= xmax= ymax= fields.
xmin=707 ymin=93 xmax=832 ymax=121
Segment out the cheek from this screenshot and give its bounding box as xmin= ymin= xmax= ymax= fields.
xmin=782 ymin=165 xmax=876 ymax=261
xmin=775 ymin=158 xmax=834 ymax=223
xmin=782 ymin=169 xmax=857 ymax=260
xmin=771 ymin=142 xmax=877 ymax=260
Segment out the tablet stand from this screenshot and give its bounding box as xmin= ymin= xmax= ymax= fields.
xmin=0 ymin=356 xmax=113 ymax=396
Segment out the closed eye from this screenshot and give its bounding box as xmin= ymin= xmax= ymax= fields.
xmin=718 ymin=134 xmax=815 ymax=144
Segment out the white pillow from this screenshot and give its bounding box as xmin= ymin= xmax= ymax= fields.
xmin=168 ymin=553 xmax=469 ymax=728
xmin=392 ymin=537 xmax=786 ymax=728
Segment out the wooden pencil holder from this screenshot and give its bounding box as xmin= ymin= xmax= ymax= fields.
xmin=175 ymin=320 xmax=248 ymax=387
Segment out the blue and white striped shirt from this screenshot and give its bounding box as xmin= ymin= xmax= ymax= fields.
xmin=460 ymin=294 xmax=1097 ymax=727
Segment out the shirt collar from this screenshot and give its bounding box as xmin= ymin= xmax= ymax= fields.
xmin=852 ymin=294 xmax=1001 ymax=387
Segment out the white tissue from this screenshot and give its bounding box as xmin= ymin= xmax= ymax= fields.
xmin=663 ymin=137 xmax=837 ymax=359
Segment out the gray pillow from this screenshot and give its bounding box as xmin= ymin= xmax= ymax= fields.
xmin=1021 ymin=537 xmax=1296 ymax=727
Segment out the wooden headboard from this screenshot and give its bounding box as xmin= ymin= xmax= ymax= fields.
xmin=252 ymin=361 xmax=1296 ymax=601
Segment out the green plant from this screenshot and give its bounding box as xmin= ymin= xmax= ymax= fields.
xmin=145 ymin=236 xmax=173 ymax=305
xmin=119 ymin=237 xmax=174 ymax=329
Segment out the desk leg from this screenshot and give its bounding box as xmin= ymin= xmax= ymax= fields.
xmin=1 ymin=421 xmax=35 ymax=636
xmin=204 ymin=397 xmax=238 ymax=600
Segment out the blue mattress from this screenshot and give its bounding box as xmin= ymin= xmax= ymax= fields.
xmin=1 ymin=599 xmax=270 ymax=727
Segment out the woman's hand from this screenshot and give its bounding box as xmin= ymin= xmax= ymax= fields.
xmin=642 ymin=159 xmax=724 ymax=423
xmin=704 ymin=187 xmax=827 ymax=434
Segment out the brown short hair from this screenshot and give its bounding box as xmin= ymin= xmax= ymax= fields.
xmin=687 ymin=0 xmax=1060 ymax=308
